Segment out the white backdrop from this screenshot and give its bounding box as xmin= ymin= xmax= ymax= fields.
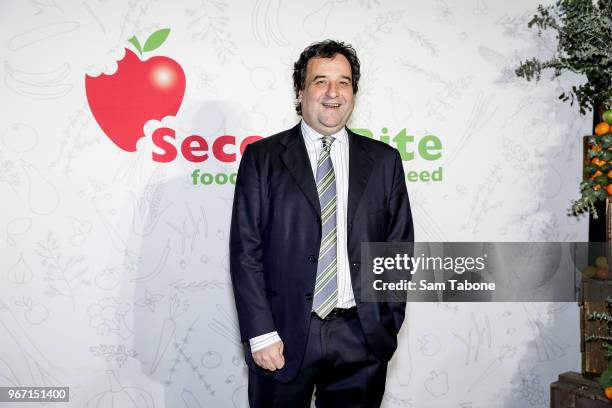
xmin=0 ymin=0 xmax=591 ymax=407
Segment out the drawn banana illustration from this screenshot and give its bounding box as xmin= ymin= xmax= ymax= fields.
xmin=7 ymin=21 xmax=79 ymax=51
xmin=252 ymin=0 xmax=289 ymax=47
xmin=5 ymin=60 xmax=70 ymax=85
xmin=4 ymin=60 xmax=72 ymax=99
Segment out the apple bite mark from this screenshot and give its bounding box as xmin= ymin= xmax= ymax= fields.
xmin=85 ymin=28 xmax=186 ymax=152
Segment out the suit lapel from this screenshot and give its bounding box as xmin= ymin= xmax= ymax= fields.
xmin=279 ymin=123 xmax=321 ymax=216
xmin=347 ymin=129 xmax=374 ymax=228
xmin=278 ymin=125 xmax=375 ymax=222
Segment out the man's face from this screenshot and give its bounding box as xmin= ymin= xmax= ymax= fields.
xmin=298 ymin=54 xmax=355 ymax=135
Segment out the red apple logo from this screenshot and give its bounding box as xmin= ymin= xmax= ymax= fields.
xmin=86 ymin=29 xmax=186 ymax=152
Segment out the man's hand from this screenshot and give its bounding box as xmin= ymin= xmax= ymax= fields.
xmin=252 ymin=340 xmax=285 ymax=371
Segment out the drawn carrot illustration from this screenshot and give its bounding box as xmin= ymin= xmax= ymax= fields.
xmin=150 ymin=295 xmax=186 ymax=374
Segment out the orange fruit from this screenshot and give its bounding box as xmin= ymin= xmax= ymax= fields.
xmin=607 ymin=184 xmax=612 ymax=195
xmin=596 ymin=267 xmax=609 ymax=279
xmin=592 ymin=170 xmax=603 ymax=179
xmin=607 ymin=169 xmax=612 ymax=177
xmin=605 ymin=386 xmax=612 ymax=399
xmin=594 ymin=184 xmax=602 ymax=190
xmin=593 ymin=144 xmax=602 ymax=152
xmin=595 ymin=122 xmax=610 ymax=135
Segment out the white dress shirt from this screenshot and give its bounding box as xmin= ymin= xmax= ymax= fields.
xmin=249 ymin=120 xmax=356 ymax=353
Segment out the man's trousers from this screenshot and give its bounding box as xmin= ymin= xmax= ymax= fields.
xmin=248 ymin=307 xmax=388 ymax=408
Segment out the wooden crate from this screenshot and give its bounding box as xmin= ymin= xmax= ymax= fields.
xmin=580 ymin=278 xmax=612 ymax=377
xmin=579 ymin=196 xmax=612 ymax=378
xmin=551 ymin=372 xmax=611 ymax=407
xmin=579 ymin=142 xmax=612 ymax=378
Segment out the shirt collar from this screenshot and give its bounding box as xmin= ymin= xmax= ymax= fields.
xmin=300 ymin=120 xmax=347 ymax=145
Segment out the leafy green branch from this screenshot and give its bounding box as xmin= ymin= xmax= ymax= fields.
xmin=515 ymin=0 xmax=612 ymax=114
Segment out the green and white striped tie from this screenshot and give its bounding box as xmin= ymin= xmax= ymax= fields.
xmin=312 ymin=136 xmax=338 ymax=319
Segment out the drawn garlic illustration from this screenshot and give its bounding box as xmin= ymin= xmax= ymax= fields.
xmin=7 ymin=254 xmax=33 ymax=284
xmin=86 ymin=371 xmax=154 ymax=408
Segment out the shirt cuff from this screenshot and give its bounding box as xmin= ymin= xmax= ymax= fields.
xmin=249 ymin=331 xmax=281 ymax=353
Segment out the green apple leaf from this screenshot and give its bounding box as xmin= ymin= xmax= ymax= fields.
xmin=143 ymin=28 xmax=170 ymax=52
xmin=128 ymin=35 xmax=143 ymax=55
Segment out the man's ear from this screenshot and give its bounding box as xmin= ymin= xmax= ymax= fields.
xmin=297 ymin=90 xmax=303 ymax=103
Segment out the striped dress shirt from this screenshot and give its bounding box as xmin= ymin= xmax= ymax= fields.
xmin=249 ymin=120 xmax=356 ymax=353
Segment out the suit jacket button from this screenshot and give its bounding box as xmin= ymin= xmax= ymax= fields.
xmin=305 ymin=293 xmax=313 ymax=300
xmin=308 ymin=255 xmax=317 ymax=262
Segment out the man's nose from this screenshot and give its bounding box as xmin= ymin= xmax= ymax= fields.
xmin=326 ymin=82 xmax=338 ymax=98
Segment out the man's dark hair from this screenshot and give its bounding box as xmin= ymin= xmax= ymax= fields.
xmin=292 ymin=39 xmax=360 ymax=115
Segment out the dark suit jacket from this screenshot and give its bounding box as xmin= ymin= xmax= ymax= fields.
xmin=229 ymin=122 xmax=413 ymax=383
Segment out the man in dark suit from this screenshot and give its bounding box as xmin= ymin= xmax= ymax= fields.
xmin=229 ymin=39 xmax=413 ymax=407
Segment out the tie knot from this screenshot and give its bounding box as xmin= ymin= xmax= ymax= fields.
xmin=321 ymin=136 xmax=335 ymax=151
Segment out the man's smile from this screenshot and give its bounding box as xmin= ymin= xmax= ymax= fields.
xmin=322 ymin=102 xmax=342 ymax=109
